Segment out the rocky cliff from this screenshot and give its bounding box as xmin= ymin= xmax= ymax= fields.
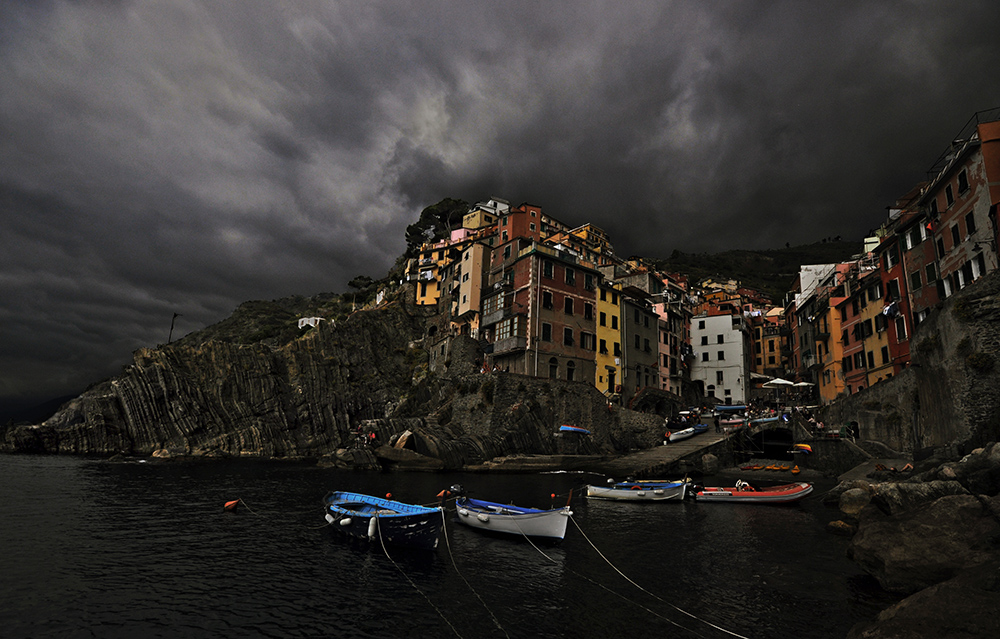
xmin=1 ymin=286 xmax=670 ymax=465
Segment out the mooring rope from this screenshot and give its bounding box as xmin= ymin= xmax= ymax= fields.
xmin=375 ymin=514 xmax=465 ymax=639
xmin=440 ymin=510 xmax=511 ymax=638
xmin=568 ymin=516 xmax=750 ymax=639
xmin=506 ymin=514 xmax=709 ymax=637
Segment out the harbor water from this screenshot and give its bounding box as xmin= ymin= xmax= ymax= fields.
xmin=0 ymin=455 xmax=895 ymax=638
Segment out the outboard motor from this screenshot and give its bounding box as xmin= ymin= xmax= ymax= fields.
xmin=448 ymin=484 xmax=466 ymax=497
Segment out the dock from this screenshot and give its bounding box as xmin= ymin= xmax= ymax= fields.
xmin=589 ymin=432 xmax=729 ymax=478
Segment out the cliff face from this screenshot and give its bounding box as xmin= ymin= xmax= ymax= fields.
xmin=820 ymin=269 xmax=1000 ymax=453
xmin=2 ymin=300 xmax=429 ymax=457
xmin=1 ymin=293 xmax=669 ymax=463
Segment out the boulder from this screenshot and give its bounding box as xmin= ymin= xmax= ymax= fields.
xmin=848 ymin=494 xmax=1000 ymax=594
xmin=839 ymin=488 xmax=872 ymax=517
xmin=824 ymin=479 xmax=873 ymax=507
xmin=870 ymin=480 xmax=969 ymax=516
xmin=847 ymin=559 xmax=1000 ymax=639
xmin=373 ymin=444 xmax=445 ymax=471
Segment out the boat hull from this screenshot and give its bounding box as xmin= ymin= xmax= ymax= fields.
xmin=668 ymin=427 xmax=696 ymax=442
xmin=694 ymin=482 xmax=813 ymax=504
xmin=323 ymin=491 xmax=443 ymax=550
xmin=586 ymin=481 xmax=688 ymax=501
xmin=454 ymin=498 xmax=571 ymax=539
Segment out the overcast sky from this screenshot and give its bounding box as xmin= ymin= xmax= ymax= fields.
xmin=2 ymin=1 xmax=1000 ymax=416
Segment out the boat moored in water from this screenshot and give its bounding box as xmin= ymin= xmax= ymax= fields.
xmin=586 ymin=480 xmax=689 ymax=501
xmin=692 ymin=481 xmax=813 ymax=504
xmin=453 ymin=495 xmax=572 ymax=539
xmin=323 ymin=491 xmax=443 ymax=549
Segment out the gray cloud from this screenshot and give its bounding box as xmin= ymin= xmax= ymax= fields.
xmin=2 ymin=0 xmax=1000 ymax=414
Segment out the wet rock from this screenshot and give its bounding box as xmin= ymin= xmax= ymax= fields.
xmin=373 ymin=444 xmax=445 ymax=471
xmin=869 ymin=480 xmax=969 ymax=516
xmin=827 ymin=520 xmax=857 ymax=536
xmin=849 ymin=494 xmax=1000 ymax=594
xmin=839 ymin=488 xmax=872 ymax=517
xmin=847 ymin=559 xmax=1000 ymax=639
xmin=824 ymin=479 xmax=873 ymax=507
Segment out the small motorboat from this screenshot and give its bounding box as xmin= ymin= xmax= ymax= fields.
xmin=692 ymin=481 xmax=813 ymax=504
xmin=452 ymin=494 xmax=572 ymax=540
xmin=323 ymin=491 xmax=443 ymax=550
xmin=586 ymin=480 xmax=689 ymax=501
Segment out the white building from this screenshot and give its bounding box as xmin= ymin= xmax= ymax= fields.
xmin=690 ymin=310 xmax=751 ymax=405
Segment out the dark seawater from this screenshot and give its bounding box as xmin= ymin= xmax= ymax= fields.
xmin=0 ymin=455 xmax=893 ymax=638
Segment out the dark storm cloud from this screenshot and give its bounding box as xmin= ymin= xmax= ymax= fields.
xmin=2 ymin=0 xmax=1000 ymax=414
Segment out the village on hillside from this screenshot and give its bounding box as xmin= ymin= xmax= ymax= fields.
xmin=384 ymin=109 xmax=1000 ymax=410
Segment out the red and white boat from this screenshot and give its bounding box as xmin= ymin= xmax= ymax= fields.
xmin=693 ymin=480 xmax=813 ymax=504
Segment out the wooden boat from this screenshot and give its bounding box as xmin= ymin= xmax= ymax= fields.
xmin=323 ymin=491 xmax=443 ymax=550
xmin=223 ymin=499 xmax=240 ymax=512
xmin=668 ymin=427 xmax=696 ymax=443
xmin=586 ymin=480 xmax=689 ymax=501
xmin=692 ymin=481 xmax=813 ymax=504
xmin=454 ymin=496 xmax=572 ymax=540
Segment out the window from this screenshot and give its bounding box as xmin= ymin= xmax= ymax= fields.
xmin=584 ymin=274 xmax=594 ymax=290
xmin=600 ymin=288 xmax=606 ymax=301
xmin=716 ymin=371 xmax=724 ymax=384
xmin=549 ymin=357 xmax=558 ymax=379
xmin=566 ymin=361 xmax=575 ymax=382
xmin=565 ymin=268 xmax=576 ymax=286
xmin=581 ymin=332 xmax=595 ymax=350
xmin=502 ymin=231 xmax=508 ymax=243
xmin=542 ymin=291 xmax=553 ymax=309
xmin=885 ymin=246 xmax=899 ymax=269
xmin=869 ymin=283 xmax=883 ymax=301
xmin=541 ymin=323 xmax=552 ymax=341
xmin=887 ymin=279 xmax=900 ymax=301
xmin=613 ymin=342 xmax=621 ymax=356
xmin=951 ymin=225 xmax=961 ymax=247
xmin=930 ymin=198 xmax=938 ymax=215
xmin=611 ymin=292 xmax=618 ymax=305
xmin=563 ymin=328 xmax=574 ymax=346
xmin=965 ymin=212 xmax=977 ymax=235
xmin=698 ymin=320 xmax=705 ymax=329
xmin=611 ymin=316 xmax=618 ymax=330
xmin=701 ymin=336 xmax=709 ymax=345
xmin=564 ymin=297 xmax=574 ymax=314
xmin=634 ymin=335 xmax=640 ymax=349
xmin=543 ymin=260 xmax=554 ymax=278
xmin=633 ymin=308 xmax=640 ymax=324
xmin=717 ymin=334 xmax=724 ymax=344
xmin=529 ymin=222 xmax=536 ymax=231
xmin=599 ymin=311 xmax=607 ymax=326
xmin=958 ymin=169 xmax=969 ymax=194
xmin=908 ymin=226 xmax=922 ymax=249
xmin=854 ymin=352 xmax=865 ymax=369
xmin=643 ymin=338 xmax=650 ymax=352
xmin=867 ymin=351 xmax=875 ymax=369
xmin=644 ymin=315 xmax=650 ymax=328
xmin=503 ymin=245 xmax=510 ymax=259
xmin=702 ymin=352 xmax=709 ymax=362
xmin=895 ymin=316 xmax=907 ymax=340
xmin=768 ymin=341 xmax=775 ymax=352
xmin=945 ymin=184 xmax=954 ymax=207
xmin=768 ymin=355 xmax=775 ymax=364
xmin=881 ymin=346 xmax=890 ymax=364
xmin=717 ymin=351 xmax=725 ymax=360
xmin=599 ymin=339 xmax=608 ymax=354
xmin=925 ymin=264 xmax=937 ymax=283
xmin=910 ymin=271 xmax=922 ymax=290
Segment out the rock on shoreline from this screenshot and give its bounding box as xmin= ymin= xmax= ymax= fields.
xmin=827 ymin=442 xmax=1000 ymax=638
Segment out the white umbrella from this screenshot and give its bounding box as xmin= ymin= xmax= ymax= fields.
xmin=762 ymin=378 xmax=795 ymax=388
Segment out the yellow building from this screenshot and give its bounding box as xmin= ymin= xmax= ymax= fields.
xmin=859 ymin=276 xmax=893 ymax=387
xmin=413 ymin=240 xmax=462 ymax=306
xmin=595 ymin=281 xmax=622 ymax=396
xmin=815 ymin=294 xmax=847 ymax=403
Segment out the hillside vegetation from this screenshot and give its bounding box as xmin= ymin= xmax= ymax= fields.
xmin=650 ymin=239 xmax=863 ymax=302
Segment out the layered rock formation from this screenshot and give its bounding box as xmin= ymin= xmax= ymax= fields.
xmin=1 ymin=288 xmax=669 ymax=466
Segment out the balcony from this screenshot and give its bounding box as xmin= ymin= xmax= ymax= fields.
xmin=481 ymin=307 xmax=517 ymax=327
xmin=492 ymin=335 xmax=527 ymax=354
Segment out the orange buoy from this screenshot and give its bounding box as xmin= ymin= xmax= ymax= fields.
xmin=224 ymin=499 xmax=240 ymax=512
